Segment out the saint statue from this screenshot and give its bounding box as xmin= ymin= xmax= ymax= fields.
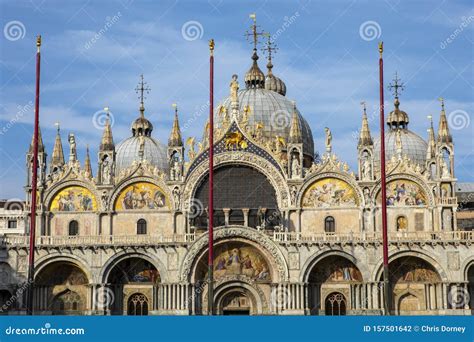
xmin=230 ymin=74 xmax=239 ymax=104
xmin=324 ymin=127 xmax=332 ymax=153
xmin=102 ymin=157 xmax=111 ymax=185
xmin=172 ymin=187 xmax=180 ymax=209
xmin=441 ymin=159 xmax=450 ymax=178
xmin=395 ymin=129 xmax=403 ymax=157
xmin=68 ymin=133 xmax=77 ymax=162
xmin=362 ymin=157 xmax=371 ymax=180
xmin=291 ymin=154 xmax=301 ymax=179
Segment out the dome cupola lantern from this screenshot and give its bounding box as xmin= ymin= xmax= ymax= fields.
xmin=244 ymin=14 xmax=266 ymax=89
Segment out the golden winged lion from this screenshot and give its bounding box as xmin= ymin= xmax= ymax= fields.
xmin=224 ymin=131 xmax=247 ymax=150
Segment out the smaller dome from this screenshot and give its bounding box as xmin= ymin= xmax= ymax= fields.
xmin=374 ymin=128 xmax=427 ymax=167
xmin=265 ymin=74 xmax=286 ymax=96
xmin=115 ymin=136 xmax=168 ymax=173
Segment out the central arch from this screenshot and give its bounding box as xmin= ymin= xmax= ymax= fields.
xmin=302 ymin=251 xmax=364 ymax=315
xmin=180 ymin=226 xmax=288 ymax=283
xmin=192 ymin=165 xmax=280 ymax=229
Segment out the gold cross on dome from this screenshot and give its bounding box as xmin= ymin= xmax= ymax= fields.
xmin=262 ymin=33 xmax=278 ymax=61
xmin=388 ymin=72 xmax=405 ymax=98
xmin=135 ymin=74 xmax=151 ymax=109
xmin=245 ymin=13 xmax=266 ymax=51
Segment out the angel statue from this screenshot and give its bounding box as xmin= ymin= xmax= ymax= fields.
xmin=186 ymin=137 xmax=196 ymax=160
xmin=324 ymin=127 xmax=332 ymax=153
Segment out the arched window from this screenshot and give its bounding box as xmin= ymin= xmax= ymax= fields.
xmin=127 ymin=293 xmax=148 ymax=315
xmin=396 ymin=216 xmax=407 ymax=231
xmin=325 ymin=292 xmax=346 ymax=315
xmin=137 ymin=219 xmax=147 ymax=235
xmin=68 ymin=220 xmax=79 ymax=236
xmin=324 ymin=216 xmax=335 ymax=233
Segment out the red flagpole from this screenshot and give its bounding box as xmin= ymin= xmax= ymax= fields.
xmin=208 ymin=39 xmax=215 ymax=315
xmin=27 ymin=35 xmax=42 ymax=315
xmin=378 ymin=42 xmax=390 ymax=315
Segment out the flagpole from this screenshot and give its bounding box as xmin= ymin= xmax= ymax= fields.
xmin=208 ymin=39 xmax=215 ymax=316
xmin=378 ymin=42 xmax=390 ymax=315
xmin=26 ymin=35 xmax=42 ymax=315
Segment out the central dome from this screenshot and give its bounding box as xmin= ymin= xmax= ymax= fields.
xmin=214 ymin=88 xmax=314 ymax=157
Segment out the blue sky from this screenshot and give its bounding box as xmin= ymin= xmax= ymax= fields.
xmin=0 ymin=0 xmax=473 ymax=199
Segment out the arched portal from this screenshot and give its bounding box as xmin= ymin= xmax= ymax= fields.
xmin=382 ymin=256 xmax=441 ymax=315
xmin=217 ymin=288 xmax=253 ymax=315
xmin=192 ymin=165 xmax=279 ymax=229
xmin=35 ymin=262 xmax=89 ymax=315
xmin=306 ymin=255 xmax=362 ymax=315
xmin=107 ymin=257 xmax=160 ymax=315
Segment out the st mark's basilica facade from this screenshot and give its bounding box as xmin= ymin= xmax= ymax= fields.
xmin=0 ymin=26 xmax=473 ymax=316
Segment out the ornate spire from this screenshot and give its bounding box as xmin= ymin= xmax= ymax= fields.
xmin=51 ymin=122 xmax=65 ymax=168
xmin=426 ymin=115 xmax=436 ymax=159
xmin=168 ymin=104 xmax=183 ymax=147
xmin=437 ymin=97 xmax=452 ymax=143
xmin=84 ymin=145 xmax=93 ymax=177
xmin=289 ymin=102 xmax=302 ymax=144
xmin=29 ymin=125 xmax=44 ymax=153
xmin=358 ymin=101 xmax=373 ymax=146
xmin=132 ymin=76 xmax=153 ymax=137
xmin=387 ymin=72 xmax=409 ymax=129
xmin=244 ymin=14 xmax=266 ymax=89
xmin=100 ymin=107 xmax=115 ymax=151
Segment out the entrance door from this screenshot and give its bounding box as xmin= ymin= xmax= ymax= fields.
xmin=221 ymin=292 xmax=251 ymax=315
